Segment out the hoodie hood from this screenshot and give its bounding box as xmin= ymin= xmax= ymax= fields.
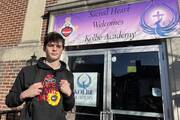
xmin=37 ymin=57 xmax=67 ymax=71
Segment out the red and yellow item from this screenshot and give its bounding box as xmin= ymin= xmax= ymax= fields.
xmin=47 ymin=90 xmax=61 ymax=106
xmin=38 ymin=74 xmax=61 ymax=106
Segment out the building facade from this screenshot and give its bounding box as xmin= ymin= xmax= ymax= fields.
xmin=0 ymin=0 xmax=180 ymax=120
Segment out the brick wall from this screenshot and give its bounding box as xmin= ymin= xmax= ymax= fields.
xmin=0 ymin=0 xmax=28 ymax=48
xmin=1 ymin=1 xmax=75 ymax=119
xmin=0 ymin=0 xmax=46 ymax=110
xmin=0 ymin=61 xmax=26 ymax=110
xmin=0 ymin=0 xmax=28 ymax=111
xmin=0 ymin=0 xmax=59 ymax=110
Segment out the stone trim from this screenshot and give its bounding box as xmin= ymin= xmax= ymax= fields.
xmin=46 ymin=0 xmax=132 ymax=12
xmin=0 ymin=46 xmax=44 ymax=61
xmin=20 ymin=0 xmax=46 ymax=46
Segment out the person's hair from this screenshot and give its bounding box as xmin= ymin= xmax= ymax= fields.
xmin=43 ymin=32 xmax=65 ymax=50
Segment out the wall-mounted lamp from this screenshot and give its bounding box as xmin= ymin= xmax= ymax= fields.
xmin=26 ymin=53 xmax=37 ymax=66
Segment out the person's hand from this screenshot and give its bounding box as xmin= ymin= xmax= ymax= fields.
xmin=20 ymin=82 xmax=43 ymax=101
xmin=60 ymin=80 xmax=72 ymax=97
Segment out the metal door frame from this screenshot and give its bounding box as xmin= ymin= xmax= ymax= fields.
xmin=67 ymin=44 xmax=172 ymax=120
xmin=67 ymin=49 xmax=109 ymax=118
xmin=106 ymin=44 xmax=172 ymax=120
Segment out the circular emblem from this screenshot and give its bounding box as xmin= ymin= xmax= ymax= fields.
xmin=47 ymin=90 xmax=61 ymax=106
xmin=77 ymin=73 xmax=91 ymax=89
xmin=61 ymin=26 xmax=73 ymax=37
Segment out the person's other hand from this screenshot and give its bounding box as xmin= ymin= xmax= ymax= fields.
xmin=20 ymin=82 xmax=43 ymax=101
xmin=60 ymin=80 xmax=72 ymax=96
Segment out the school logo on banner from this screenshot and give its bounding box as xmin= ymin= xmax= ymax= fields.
xmin=140 ymin=0 xmax=179 ymax=36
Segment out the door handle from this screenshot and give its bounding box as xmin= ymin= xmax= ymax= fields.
xmin=100 ymin=111 xmax=104 ymax=120
xmin=100 ymin=110 xmax=113 ymax=120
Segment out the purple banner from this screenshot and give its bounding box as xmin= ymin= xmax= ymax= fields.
xmin=53 ymin=0 xmax=180 ymax=46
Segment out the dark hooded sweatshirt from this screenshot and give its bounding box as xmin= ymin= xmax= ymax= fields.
xmin=6 ymin=57 xmax=75 ymax=120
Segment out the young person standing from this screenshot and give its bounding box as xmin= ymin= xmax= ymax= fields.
xmin=6 ymin=32 xmax=75 ymax=120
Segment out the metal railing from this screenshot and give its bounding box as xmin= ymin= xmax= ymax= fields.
xmin=0 ymin=109 xmax=21 ymax=120
xmin=0 ymin=109 xmax=75 ymax=120
xmin=0 ymin=109 xmax=76 ymax=120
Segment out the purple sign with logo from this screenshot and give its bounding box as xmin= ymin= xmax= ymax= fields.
xmin=53 ymin=0 xmax=180 ymax=46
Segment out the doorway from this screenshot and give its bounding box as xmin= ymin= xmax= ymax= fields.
xmin=67 ymin=45 xmax=171 ymax=120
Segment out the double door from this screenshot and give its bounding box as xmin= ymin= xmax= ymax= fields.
xmin=67 ymin=45 xmax=172 ymax=120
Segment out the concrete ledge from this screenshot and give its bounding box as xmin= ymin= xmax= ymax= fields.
xmin=47 ymin=0 xmax=130 ymax=12
xmin=0 ymin=45 xmax=44 ymax=61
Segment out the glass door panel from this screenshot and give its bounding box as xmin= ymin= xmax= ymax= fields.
xmin=68 ymin=54 xmax=104 ymax=120
xmin=111 ymin=51 xmax=163 ymax=120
